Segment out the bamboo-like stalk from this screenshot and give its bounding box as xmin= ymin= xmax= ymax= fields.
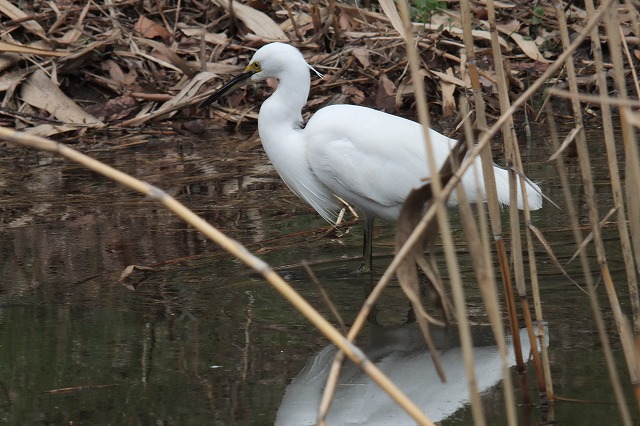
xmin=0 ymin=126 xmax=436 ymax=426
xmin=584 ymin=0 xmax=640 ymax=387
xmin=527 ymin=214 xmax=554 ymax=404
xmin=321 ymin=1 xmax=486 ymax=421
xmin=545 ymin=103 xmax=633 ymax=426
xmin=485 ymin=0 xmax=547 ymax=402
xmin=620 ymin=0 xmax=640 ymax=304
xmin=395 ymin=1 xmax=486 ymax=424
xmin=601 ymin=0 xmax=640 ymax=412
xmin=460 ymin=100 xmax=520 ymax=425
xmin=554 ymin=0 xmax=640 ymax=415
xmin=320 ymin=3 xmax=619 ymax=420
xmin=336 ymin=0 xmax=617 ymax=349
xmin=458 ymin=0 xmax=519 ymax=418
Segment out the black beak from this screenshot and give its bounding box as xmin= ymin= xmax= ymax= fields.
xmin=199 ymin=70 xmax=253 ymax=109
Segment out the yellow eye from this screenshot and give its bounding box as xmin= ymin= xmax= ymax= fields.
xmin=245 ymin=61 xmax=261 ymax=73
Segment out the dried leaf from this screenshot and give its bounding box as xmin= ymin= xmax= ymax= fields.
xmin=430 ymin=69 xmax=470 ymax=88
xmin=379 ymin=0 xmax=407 ymax=40
xmin=375 ymin=74 xmax=396 ymax=111
xmin=101 ymin=60 xmax=137 ymax=87
xmin=351 ymin=47 xmax=370 ymax=68
xmin=0 ymin=68 xmax=29 ymax=92
xmin=497 ymin=20 xmax=521 ymax=34
xmin=343 ymin=86 xmax=365 ymax=105
xmin=0 ymin=52 xmax=19 ymax=73
xmin=20 ymin=69 xmax=101 ymax=125
xmin=474 ymin=0 xmax=515 ymax=7
xmin=85 ymin=95 xmax=138 ymax=122
xmin=0 ymin=0 xmax=48 ymax=40
xmin=120 ymin=71 xmax=218 ymax=127
xmin=133 ymin=16 xmax=171 ymax=43
xmin=209 ymin=0 xmax=287 ymax=41
xmin=280 ymin=11 xmax=314 ymax=37
xmin=180 ymin=27 xmax=228 ymax=45
xmin=119 ymin=265 xmax=157 ymax=291
xmin=394 ymin=136 xmax=469 ymax=383
xmin=422 ymin=22 xmax=511 ymax=50
xmin=57 ymin=0 xmax=91 ymax=45
xmin=439 ymin=68 xmax=456 ymax=117
xmin=58 ymin=32 xmax=121 ymax=66
xmin=510 ymin=33 xmax=552 ymax=63
xmin=135 ymin=38 xmax=196 ymax=77
xmin=23 ymin=124 xmax=75 ymax=137
xmin=337 ymin=11 xmax=354 ymax=32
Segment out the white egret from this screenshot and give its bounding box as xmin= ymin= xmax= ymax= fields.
xmin=200 ymin=43 xmax=542 ymax=270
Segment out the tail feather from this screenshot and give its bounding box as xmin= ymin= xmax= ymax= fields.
xmin=493 ymin=167 xmax=543 ymax=210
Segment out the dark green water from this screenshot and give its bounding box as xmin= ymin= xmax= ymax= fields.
xmin=1 ymin=126 xmax=637 ymax=424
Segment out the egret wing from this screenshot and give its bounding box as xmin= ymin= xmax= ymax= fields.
xmin=304 ymin=105 xmax=454 ymax=220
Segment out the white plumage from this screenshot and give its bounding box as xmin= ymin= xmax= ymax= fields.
xmin=201 ymin=43 xmax=542 ymax=268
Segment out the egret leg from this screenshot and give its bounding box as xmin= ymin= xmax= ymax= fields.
xmin=358 ymin=217 xmax=374 ymax=272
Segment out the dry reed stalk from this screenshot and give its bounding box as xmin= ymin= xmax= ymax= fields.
xmin=525 ymin=219 xmax=554 ymax=404
xmin=321 ymin=0 xmax=505 ymax=418
xmin=555 ymin=0 xmax=640 ymax=415
xmin=460 ymin=102 xmax=519 ymax=425
xmin=452 ymin=0 xmax=623 ymax=414
xmin=584 ymin=0 xmax=640 ymax=388
xmin=319 ymin=0 xmax=455 ymax=420
xmin=396 ymin=1 xmax=486 ymax=424
xmin=347 ymin=0 xmax=615 ymax=342
xmin=485 ymin=0 xmax=546 ymax=403
xmin=602 ymin=1 xmax=640 ymax=412
xmin=544 ymin=90 xmax=640 ymax=108
xmin=459 ymin=0 xmax=519 ymax=422
xmin=321 ymin=3 xmax=618 ymax=421
xmin=545 ymin=103 xmax=633 ymax=426
xmin=0 ymin=126 xmax=435 ymax=426
xmin=319 ymin=121 xmax=532 ymax=423
xmin=302 ymin=261 xmax=346 ymax=334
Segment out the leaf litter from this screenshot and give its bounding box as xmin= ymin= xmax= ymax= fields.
xmin=1 ymin=0 xmax=636 ymax=139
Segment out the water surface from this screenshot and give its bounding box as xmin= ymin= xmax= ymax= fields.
xmin=1 ymin=124 xmax=637 ymax=424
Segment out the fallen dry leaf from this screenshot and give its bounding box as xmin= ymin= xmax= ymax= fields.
xmin=133 ymin=16 xmax=172 ymax=43
xmin=430 ymin=69 xmax=469 ymax=88
xmin=101 ymin=60 xmax=137 ymax=87
xmin=379 ymin=0 xmax=407 ymax=40
xmin=0 ymin=0 xmax=48 ymax=40
xmin=85 ymin=95 xmax=138 ymax=122
xmin=280 ymin=11 xmax=314 ymax=38
xmin=338 ymin=10 xmax=354 ymax=32
xmin=439 ymin=68 xmax=456 ymax=117
xmin=343 ymin=85 xmax=365 ymax=105
xmin=0 ymin=68 xmax=29 ymax=92
xmin=351 ymin=47 xmax=370 ymax=68
xmin=23 ymin=123 xmax=76 ymax=137
xmin=180 ymin=27 xmax=228 ymax=46
xmin=209 ymin=0 xmax=287 ymax=41
xmin=135 ymin=38 xmax=196 ymax=78
xmin=510 ymin=33 xmax=552 ymax=63
xmin=20 ymin=69 xmax=101 ymax=125
xmin=120 ymin=71 xmax=218 ymax=127
xmin=375 ymin=74 xmax=396 ymax=112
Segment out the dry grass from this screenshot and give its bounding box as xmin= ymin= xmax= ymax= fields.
xmin=0 ymin=0 xmax=625 ymax=133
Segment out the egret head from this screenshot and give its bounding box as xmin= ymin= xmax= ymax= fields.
xmin=199 ymin=43 xmax=320 ymax=109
